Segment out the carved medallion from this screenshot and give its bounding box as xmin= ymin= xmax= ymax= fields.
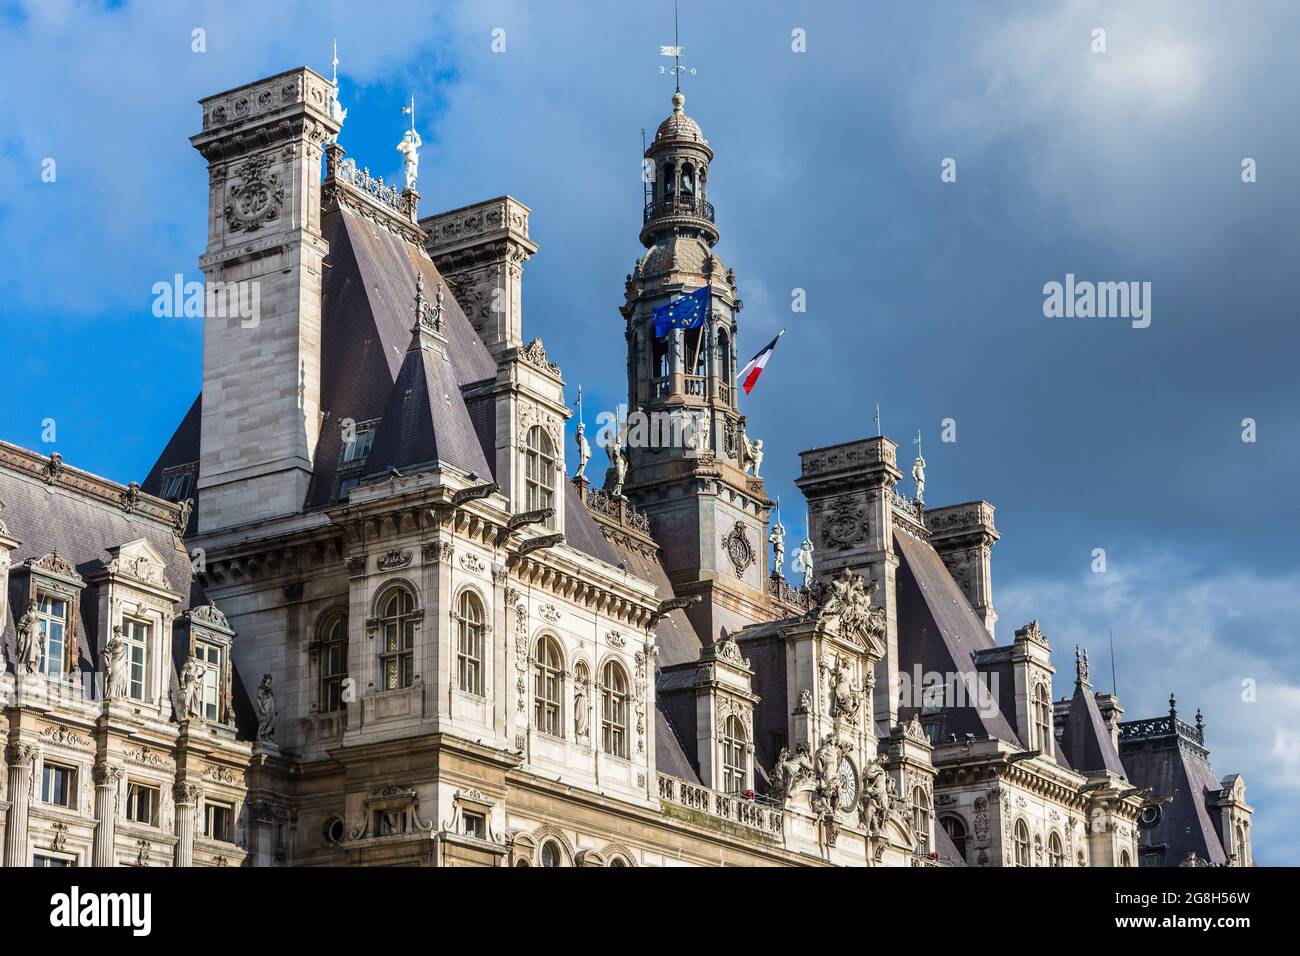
xmin=224 ymin=154 xmax=285 ymax=232
xmin=725 ymin=521 xmax=754 ymax=575
xmin=822 ymin=496 xmax=867 ymax=549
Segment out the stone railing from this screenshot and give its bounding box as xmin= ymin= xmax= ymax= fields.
xmin=1119 ymin=715 xmax=1204 ymax=746
xmin=327 ymin=153 xmax=412 ymax=217
xmin=585 ymin=487 xmax=651 ymax=535
xmin=768 ymin=573 xmax=813 ymax=612
xmin=890 ymin=489 xmax=930 ymax=539
xmin=657 ymin=774 xmax=783 ymax=838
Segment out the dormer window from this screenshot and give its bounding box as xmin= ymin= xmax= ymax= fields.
xmin=1033 ymin=682 xmax=1053 ymax=754
xmin=161 ymin=471 xmax=192 ymax=502
xmin=122 ymin=618 xmax=150 ymax=700
xmin=342 ymin=426 xmax=376 ymax=463
xmin=523 ymin=427 xmax=556 ymax=528
xmin=37 ymin=594 xmax=69 ymax=679
xmin=195 ymin=641 xmax=224 ymax=721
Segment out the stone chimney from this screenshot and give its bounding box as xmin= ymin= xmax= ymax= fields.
xmin=420 ymin=196 xmax=538 ymax=359
xmin=925 ymin=501 xmax=999 ymax=638
xmin=189 ymin=67 xmax=340 ymax=532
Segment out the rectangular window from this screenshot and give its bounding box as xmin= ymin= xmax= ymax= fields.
xmin=463 ymin=812 xmax=485 ymax=840
xmin=204 ymin=801 xmax=233 ymax=843
xmin=33 ymin=854 xmax=72 ymax=868
xmin=195 ymin=642 xmax=223 ymax=721
xmin=374 ymin=810 xmax=407 ymax=837
xmin=342 ymin=428 xmax=375 ymax=463
xmin=126 ymin=782 xmax=159 ymax=826
xmin=320 ymin=639 xmax=347 ymax=714
xmin=41 ymin=763 xmax=76 ymax=808
xmin=37 ymin=593 xmax=68 ymax=679
xmin=161 ymin=472 xmax=192 ymax=502
xmin=123 ymin=618 xmax=149 ymax=700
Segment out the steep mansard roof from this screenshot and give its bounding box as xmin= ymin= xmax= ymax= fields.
xmin=1120 ymin=722 xmax=1229 ymax=865
xmin=0 ymin=443 xmax=255 ymax=734
xmin=1058 ymin=679 xmax=1128 ymax=779
xmin=893 ymin=530 xmax=1023 ymax=747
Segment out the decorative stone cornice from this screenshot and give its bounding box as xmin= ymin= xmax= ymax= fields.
xmin=0 ymin=441 xmax=182 ymax=532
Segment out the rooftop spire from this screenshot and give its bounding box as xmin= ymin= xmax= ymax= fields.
xmin=328 ymin=39 xmax=347 ymax=144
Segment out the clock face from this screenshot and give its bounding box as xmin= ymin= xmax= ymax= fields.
xmin=837 ymin=757 xmax=858 ymax=811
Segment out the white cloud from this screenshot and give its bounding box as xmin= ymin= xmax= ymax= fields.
xmin=999 ymin=553 xmax=1300 ymax=864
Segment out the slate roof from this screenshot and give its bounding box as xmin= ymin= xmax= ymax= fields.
xmin=893 ymin=531 xmax=1021 ymax=746
xmin=1059 ymin=679 xmax=1128 ymax=779
xmin=1120 ymin=722 xmax=1228 ymax=865
xmin=1 ymin=444 xmax=253 ymax=734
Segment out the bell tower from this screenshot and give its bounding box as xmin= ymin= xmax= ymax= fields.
xmin=616 ymin=90 xmax=773 ymax=641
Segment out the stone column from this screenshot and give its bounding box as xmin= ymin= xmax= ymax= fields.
xmin=4 ymin=743 xmax=38 ymax=867
xmin=173 ymin=783 xmax=202 ymax=868
xmin=92 ymin=763 xmax=124 ymax=867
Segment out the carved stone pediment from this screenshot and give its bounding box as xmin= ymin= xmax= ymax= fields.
xmin=25 ymin=549 xmax=84 ymax=586
xmin=105 ymin=537 xmax=173 ymax=591
xmin=186 ymin=604 xmax=234 ymax=636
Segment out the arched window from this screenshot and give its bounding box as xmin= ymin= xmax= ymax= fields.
xmin=717 ymin=329 xmax=732 ymax=391
xmin=1014 ymin=820 xmax=1031 ymax=866
xmin=601 ymin=661 xmax=628 ymax=758
xmin=1033 ymin=682 xmax=1053 ymax=753
xmin=721 ymin=715 xmax=747 ymax=793
xmin=912 ymin=788 xmax=931 ymax=849
xmin=940 ymin=815 xmax=968 ymax=862
xmin=609 ymin=856 xmax=628 ymax=868
xmin=680 ymin=162 xmax=695 ymax=197
xmin=1120 ymin=849 xmax=1132 ymax=868
xmin=524 ymin=427 xmax=556 ymax=528
xmin=378 ymin=586 xmax=417 ymax=690
xmin=662 ymin=162 xmax=676 ymax=200
xmin=1049 ymin=831 xmax=1064 ymax=867
xmin=533 ymin=637 xmax=563 ymax=737
xmin=318 ymin=610 xmax=348 ymax=713
xmin=456 ymin=591 xmax=485 ymax=696
xmin=539 ymin=840 xmax=563 ymax=867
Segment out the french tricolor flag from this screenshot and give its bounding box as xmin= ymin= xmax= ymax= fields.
xmin=737 ymin=330 xmax=784 ymax=395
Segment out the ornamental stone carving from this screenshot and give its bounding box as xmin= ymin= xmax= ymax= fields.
xmin=822 ymin=495 xmax=868 ymax=549
xmin=808 ymin=568 xmax=886 ymax=652
xmin=459 ymin=551 xmax=488 ymax=575
xmin=377 ymin=549 xmax=412 ymax=571
xmin=724 ymin=520 xmax=754 ymax=575
xmin=224 ymin=153 xmax=285 ymax=232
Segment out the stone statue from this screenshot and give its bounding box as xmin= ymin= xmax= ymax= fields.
xmin=695 ymin=411 xmax=711 ymax=455
xmin=396 ymin=128 xmax=423 ymax=192
xmin=573 ymin=678 xmax=589 ymax=739
xmin=827 ymin=657 xmax=861 ymax=722
xmin=912 ymin=451 xmax=926 ymax=502
xmin=812 ymin=568 xmax=885 ymax=650
xmin=793 ymin=539 xmax=814 ymax=589
xmin=574 ymin=421 xmax=591 ymax=480
xmin=15 ymin=598 xmax=42 ymax=674
xmin=741 ymin=433 xmax=763 ymax=477
xmin=256 ymin=673 xmax=276 ymax=740
xmin=606 ymin=439 xmax=628 ymax=498
xmin=770 ymin=744 xmax=815 ymax=804
xmin=768 ymin=520 xmax=786 ymax=575
xmin=103 ymin=625 xmax=128 ymax=700
xmin=858 ymin=756 xmax=891 ymax=835
xmin=179 ymin=657 xmax=204 ymax=720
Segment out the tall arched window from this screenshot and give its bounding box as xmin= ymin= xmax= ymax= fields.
xmin=721 ymin=715 xmax=747 ymax=793
xmin=318 ymin=610 xmax=348 ymax=713
xmin=912 ymin=788 xmax=932 ymax=850
xmin=534 ymin=637 xmax=563 ymax=737
xmin=717 ymin=329 xmax=732 ymax=395
xmin=1049 ymin=831 xmax=1064 ymax=867
xmin=601 ymin=661 xmax=628 ymax=758
xmin=456 ymin=590 xmax=485 ymax=696
xmin=680 ymin=162 xmax=695 ymax=197
xmin=1119 ymin=849 xmax=1132 ymax=868
xmin=1014 ymin=820 xmax=1031 ymax=866
xmin=539 ymin=840 xmax=563 ymax=867
xmin=524 ymin=427 xmax=556 ymax=528
xmin=378 ymin=586 xmax=417 ymax=691
xmin=1033 ymin=682 xmax=1053 ymax=753
xmin=940 ymin=815 xmax=968 ymax=862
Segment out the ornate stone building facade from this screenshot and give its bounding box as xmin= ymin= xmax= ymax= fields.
xmin=0 ymin=65 xmax=1252 ymax=867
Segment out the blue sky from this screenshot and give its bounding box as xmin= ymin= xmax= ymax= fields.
xmin=1 ymin=0 xmax=1297 ymax=863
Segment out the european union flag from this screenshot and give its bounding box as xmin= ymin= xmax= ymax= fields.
xmin=653 ymin=285 xmax=710 ymax=337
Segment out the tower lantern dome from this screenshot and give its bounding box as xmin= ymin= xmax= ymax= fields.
xmin=641 ymin=91 xmax=718 ymax=248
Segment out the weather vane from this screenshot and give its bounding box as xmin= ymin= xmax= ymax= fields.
xmin=659 ymin=1 xmax=696 ymax=87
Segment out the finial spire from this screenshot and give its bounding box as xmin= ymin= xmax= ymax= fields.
xmin=327 ymin=39 xmax=347 ymax=144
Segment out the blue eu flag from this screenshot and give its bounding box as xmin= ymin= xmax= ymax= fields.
xmin=653 ymin=285 xmax=710 ymax=337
